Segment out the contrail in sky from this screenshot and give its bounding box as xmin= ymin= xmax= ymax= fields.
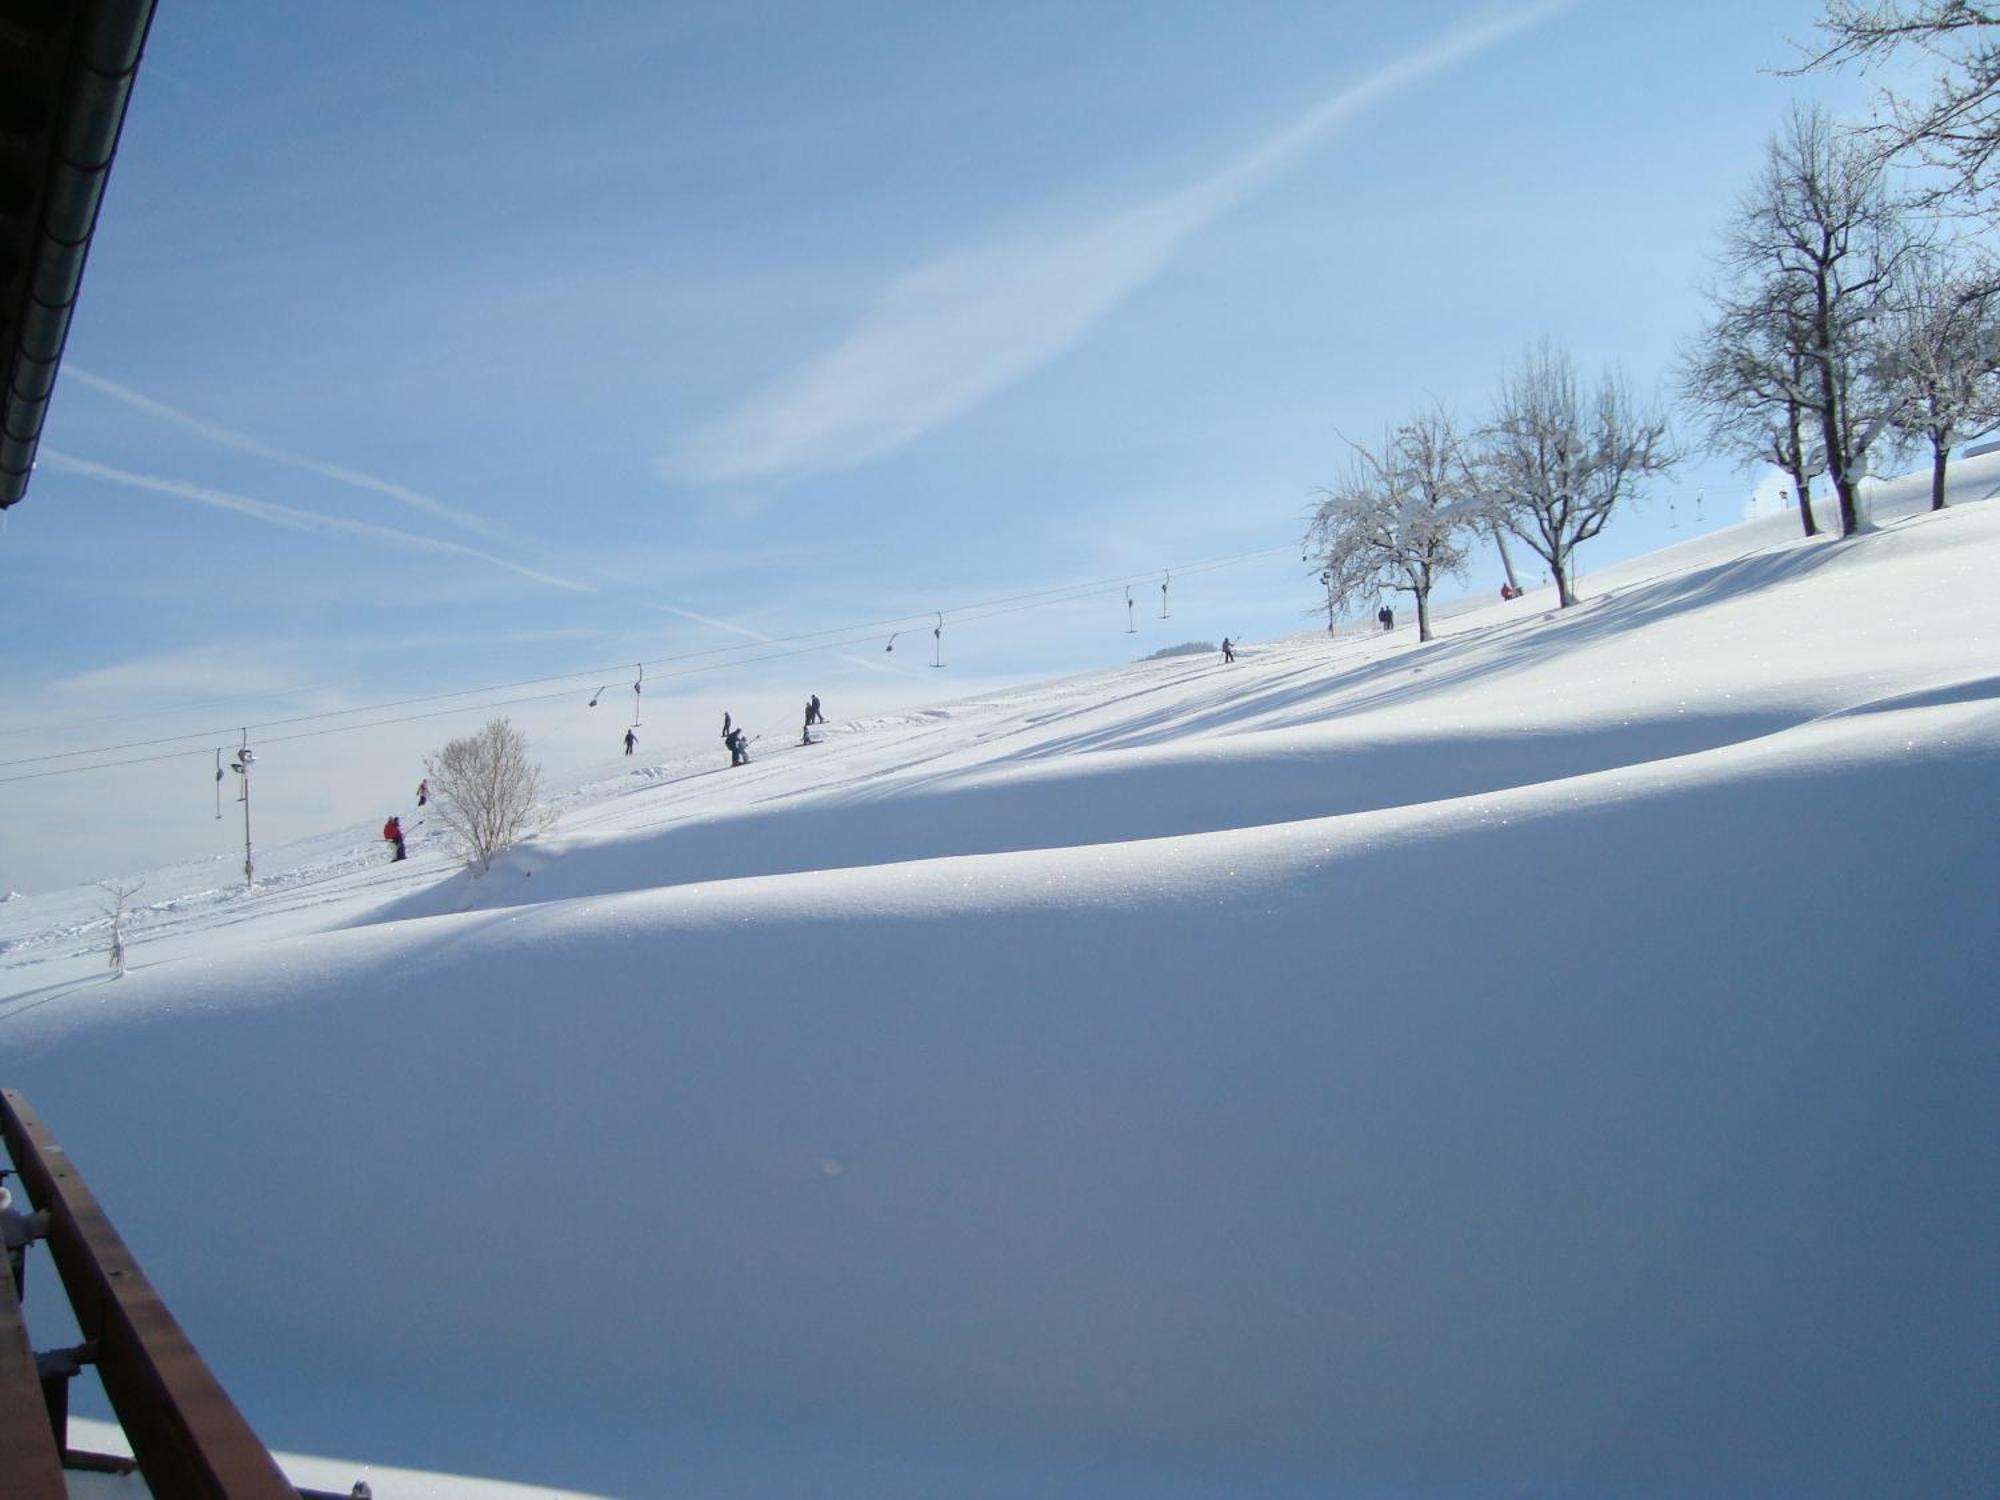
xmin=40 ymin=450 xmax=595 ymax=594
xmin=675 ymin=1 xmax=1574 ymax=488
xmin=64 ymin=365 xmax=520 ymax=545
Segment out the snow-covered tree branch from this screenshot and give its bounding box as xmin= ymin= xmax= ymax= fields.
xmin=1681 ymin=276 xmax=1828 ymax=537
xmin=1476 ymin=340 xmax=1672 ymax=607
xmin=1797 ymin=3 xmax=2000 ymax=222
xmin=1707 ymin=104 xmax=1917 ymax=536
xmin=1305 ymin=407 xmax=1476 ymax=642
xmin=1875 ymin=244 xmax=2000 ymax=506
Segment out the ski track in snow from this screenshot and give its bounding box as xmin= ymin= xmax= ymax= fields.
xmin=2 ymin=467 xmax=1998 ymax=1499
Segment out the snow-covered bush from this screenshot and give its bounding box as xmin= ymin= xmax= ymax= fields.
xmin=424 ymin=717 xmax=543 ymax=875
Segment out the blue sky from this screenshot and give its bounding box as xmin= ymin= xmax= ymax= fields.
xmin=2 ymin=1 xmax=1881 ymax=891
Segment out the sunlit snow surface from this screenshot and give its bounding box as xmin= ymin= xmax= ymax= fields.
xmin=4 ymin=470 xmax=1997 ymax=1499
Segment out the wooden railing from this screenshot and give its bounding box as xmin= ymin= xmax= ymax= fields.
xmin=1 ymin=1088 xmax=313 ymax=1498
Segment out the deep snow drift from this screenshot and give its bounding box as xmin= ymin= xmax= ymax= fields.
xmin=2 ymin=476 xmax=1996 ymax=1499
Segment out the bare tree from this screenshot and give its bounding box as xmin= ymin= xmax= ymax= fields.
xmin=97 ymin=878 xmax=143 ymax=977
xmin=1797 ymin=3 xmax=2000 ymax=221
xmin=1306 ymin=407 xmax=1477 ymax=642
xmin=424 ymin=717 xmax=543 ymax=875
xmin=1681 ymin=276 xmax=1827 ymax=537
xmin=1478 ymin=339 xmax=1672 ymax=608
xmin=1717 ymin=104 xmax=1917 ymax=536
xmin=1876 ymin=244 xmax=2000 ymax=505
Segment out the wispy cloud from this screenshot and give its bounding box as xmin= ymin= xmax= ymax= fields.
xmin=63 ymin=365 xmax=518 ymax=545
xmin=39 ymin=450 xmax=596 ymax=595
xmin=673 ymin=2 xmax=1569 ymax=488
xmin=42 ymin=644 xmax=303 ymax=710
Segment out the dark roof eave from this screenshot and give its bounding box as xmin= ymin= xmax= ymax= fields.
xmin=0 ymin=0 xmax=158 ymax=509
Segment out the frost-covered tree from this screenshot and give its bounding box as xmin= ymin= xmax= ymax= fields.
xmin=1875 ymin=246 xmax=2000 ymax=506
xmin=97 ymin=878 xmax=143 ymax=977
xmin=1681 ymin=277 xmax=1827 ymax=537
xmin=1306 ymin=407 xmax=1476 ymax=642
xmin=1714 ymin=104 xmax=1917 ymax=536
xmin=1798 ymin=2 xmax=2000 ymax=222
xmin=425 ymin=717 xmax=543 ymax=875
xmin=1477 ymin=340 xmax=1672 ymax=608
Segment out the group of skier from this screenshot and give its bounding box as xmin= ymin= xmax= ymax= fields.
xmin=615 ymin=693 xmax=826 ymax=769
xmin=381 ymin=776 xmax=431 ymax=860
xmin=717 ymin=712 xmax=748 ymax=766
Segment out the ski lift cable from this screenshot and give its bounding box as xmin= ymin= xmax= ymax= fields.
xmin=2 ymin=542 xmax=1295 ymax=767
xmin=0 ymin=583 xmax=1188 ymax=784
xmin=0 ymin=587 xmax=1117 ymax=786
xmin=0 ymin=623 xmax=933 ymax=784
xmin=0 ymin=543 xmax=1297 ymax=774
xmin=0 ymin=542 xmax=1298 ymax=755
xmin=0 ymin=564 xmax=1268 ymax=788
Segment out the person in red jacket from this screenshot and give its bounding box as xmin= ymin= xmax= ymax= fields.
xmin=383 ymin=815 xmax=407 ymax=862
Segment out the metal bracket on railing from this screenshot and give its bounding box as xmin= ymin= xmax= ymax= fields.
xmin=33 ymin=1341 xmax=96 ymax=1382
xmin=2 ymin=1202 xmax=52 ymax=1250
xmin=1 ymin=1177 xmax=50 ymax=1302
xmin=34 ymin=1339 xmax=97 ymax=1454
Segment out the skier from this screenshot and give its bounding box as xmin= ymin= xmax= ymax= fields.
xmin=415 ymin=777 xmax=429 ymax=806
xmin=624 ymin=728 xmax=637 ymax=757
xmin=727 ymin=726 xmax=750 ymax=767
xmin=1377 ymin=605 xmax=1394 ymax=632
xmin=802 ymin=704 xmax=815 ymax=746
xmin=382 ymin=815 xmax=407 ymax=862
xmin=1221 ymin=637 xmax=1235 ymax=664
xmin=807 ymin=693 xmax=823 ymax=725
xmin=1500 ymin=582 xmax=1513 ymax=601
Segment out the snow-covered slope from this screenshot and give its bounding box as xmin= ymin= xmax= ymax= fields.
xmin=3 ymin=480 xmax=1996 ymax=1499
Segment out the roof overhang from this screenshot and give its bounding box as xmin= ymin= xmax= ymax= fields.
xmin=0 ymin=0 xmax=157 ymax=509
